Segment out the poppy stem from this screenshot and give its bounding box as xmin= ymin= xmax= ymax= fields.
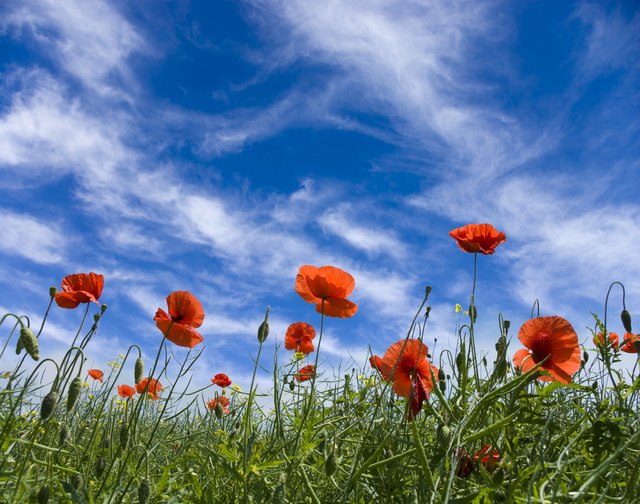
xmin=468 ymin=253 xmax=480 ymax=388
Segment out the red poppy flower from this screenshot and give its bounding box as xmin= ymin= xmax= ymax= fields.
xmin=207 ymin=395 xmax=230 ymax=414
xmin=454 ymin=449 xmax=474 ymax=478
xmin=294 ymin=365 xmax=316 ymax=382
xmin=87 ymin=369 xmax=104 ymax=382
xmin=54 ymin=272 xmax=104 ymax=309
xmin=295 ymin=265 xmax=358 ymax=318
xmin=449 ymin=223 xmax=506 ymax=255
xmin=380 ymin=339 xmax=437 ymax=421
xmin=473 ymin=445 xmax=500 ymax=472
xmin=136 ymin=377 xmax=163 ymax=400
xmin=211 ymin=373 xmax=232 ymax=388
xmin=369 ymin=355 xmax=383 ymax=373
xmin=154 ymin=291 xmax=205 ymax=348
xmin=621 ymin=332 xmax=640 ymax=353
xmin=512 ymin=316 xmax=581 ymax=384
xmin=593 ymin=331 xmax=619 ymax=350
xmin=117 ymin=384 xmax=136 ymax=398
xmin=284 ymin=322 xmax=316 ymax=354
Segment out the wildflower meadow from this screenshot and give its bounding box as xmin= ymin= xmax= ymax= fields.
xmin=1 ymin=223 xmax=639 ymax=503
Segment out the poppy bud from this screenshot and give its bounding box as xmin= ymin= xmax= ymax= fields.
xmin=15 ymin=332 xmax=24 ymax=355
xmin=66 ymin=376 xmax=82 ymax=411
xmin=289 ymin=381 xmax=295 ymax=392
xmin=583 ymin=350 xmax=589 ymax=365
xmin=502 ymin=320 xmax=510 ymax=334
xmin=591 ymin=381 xmax=598 ymax=391
xmin=257 ymin=306 xmax=270 ymax=343
xmin=436 ymin=424 xmax=451 ymax=448
xmin=101 ymin=304 xmax=108 ymax=314
xmin=425 ymin=306 xmax=431 ymax=317
xmin=134 ymin=358 xmax=144 ymax=384
xmin=439 ymin=380 xmax=446 ymax=393
xmin=37 ymin=485 xmax=50 ymax=504
xmin=621 ymin=309 xmax=632 ymax=333
xmin=71 ymin=474 xmax=83 ymax=490
xmin=49 ymin=286 xmax=57 ymax=298
xmin=138 ymin=479 xmax=150 ymax=504
xmin=325 ymin=450 xmax=338 ymax=477
xmin=119 ymin=424 xmax=129 ymax=449
xmin=18 ymin=326 xmax=40 ymax=361
xmin=93 ymin=313 xmax=100 ymax=323
xmin=455 ymin=352 xmax=463 ymax=371
xmin=425 ymin=286 xmax=432 ymax=297
xmin=40 ymin=391 xmax=58 ymax=420
xmin=94 ymin=456 xmax=105 ymax=478
xmin=215 ymin=402 xmax=224 ymax=419
xmin=469 ymin=305 xmax=478 ymax=323
xmin=437 ymin=368 xmax=445 ymax=381
xmin=59 ymin=425 xmax=69 ymax=446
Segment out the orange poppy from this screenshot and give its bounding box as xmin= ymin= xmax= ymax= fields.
xmin=512 ymin=316 xmax=581 ymax=384
xmin=136 ymin=377 xmax=163 ymax=400
xmin=284 ymin=322 xmax=316 ymax=354
xmin=621 ymin=332 xmax=640 ymax=353
xmin=54 ymin=272 xmax=104 ymax=309
xmin=449 ymin=223 xmax=506 ymax=255
xmin=473 ymin=445 xmax=500 ymax=472
xmin=294 ymin=364 xmax=316 ymax=382
xmin=380 ymin=339 xmax=437 ymax=421
xmin=117 ymin=384 xmax=136 ymax=398
xmin=207 ymin=395 xmax=230 ymax=414
xmin=369 ymin=355 xmax=383 ymax=373
xmin=87 ymin=369 xmax=104 ymax=382
xmin=593 ymin=331 xmax=619 ymax=350
xmin=295 ymin=265 xmax=358 ymax=318
xmin=211 ymin=373 xmax=232 ymax=388
xmin=154 ymin=291 xmax=205 ymax=348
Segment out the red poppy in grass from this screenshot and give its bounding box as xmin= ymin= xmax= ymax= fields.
xmin=294 ymin=365 xmax=316 ymax=382
xmin=621 ymin=332 xmax=640 ymax=353
xmin=211 ymin=373 xmax=232 ymax=388
xmin=380 ymin=339 xmax=437 ymax=421
xmin=473 ymin=445 xmax=500 ymax=472
xmin=295 ymin=265 xmax=358 ymax=318
xmin=87 ymin=369 xmax=104 ymax=382
xmin=136 ymin=377 xmax=163 ymax=400
xmin=117 ymin=384 xmax=136 ymax=398
xmin=512 ymin=316 xmax=581 ymax=384
xmin=369 ymin=355 xmax=383 ymax=373
xmin=154 ymin=291 xmax=205 ymax=348
xmin=207 ymin=395 xmax=230 ymax=414
xmin=449 ymin=223 xmax=506 ymax=255
xmin=593 ymin=331 xmax=619 ymax=350
xmin=284 ymin=322 xmax=316 ymax=354
xmin=54 ymin=272 xmax=104 ymax=309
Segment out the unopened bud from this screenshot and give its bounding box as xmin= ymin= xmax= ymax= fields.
xmin=40 ymin=391 xmax=58 ymax=420
xmin=94 ymin=456 xmax=105 ymax=478
xmin=289 ymin=381 xmax=295 ymax=392
xmin=425 ymin=286 xmax=432 ymax=297
xmin=622 ymin=309 xmax=632 ymax=333
xmin=66 ymin=376 xmax=82 ymax=411
xmin=502 ymin=320 xmax=510 ymax=334
xmin=436 ymin=424 xmax=451 ymax=447
xmin=325 ymin=450 xmax=338 ymax=477
xmin=134 ymin=358 xmax=144 ymax=384
xmin=215 ymin=402 xmax=224 ymax=419
xmin=119 ymin=424 xmax=129 ymax=449
xmin=437 ymin=368 xmax=445 ymax=381
xmin=37 ymin=485 xmax=50 ymax=504
xmin=469 ymin=305 xmax=478 ymax=323
xmin=101 ymin=304 xmax=108 ymax=314
xmin=257 ymin=306 xmax=270 ymax=343
xmin=455 ymin=352 xmax=463 ymax=371
xmin=583 ymin=350 xmax=589 ymax=365
xmin=59 ymin=425 xmax=69 ymax=446
xmin=18 ymin=326 xmax=40 ymax=361
xmin=439 ymin=380 xmax=446 ymax=393
xmin=49 ymin=286 xmax=57 ymax=298
xmin=93 ymin=313 xmax=100 ymax=323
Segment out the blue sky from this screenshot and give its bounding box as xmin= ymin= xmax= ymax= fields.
xmin=1 ymin=0 xmax=639 ymax=395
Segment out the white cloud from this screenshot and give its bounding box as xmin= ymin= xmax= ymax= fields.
xmin=0 ymin=211 xmax=65 ymax=264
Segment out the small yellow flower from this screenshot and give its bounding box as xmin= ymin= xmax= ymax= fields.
xmin=293 ymin=351 xmax=305 ymax=362
xmin=455 ymin=303 xmax=462 ymax=313
xmin=82 ymin=381 xmax=90 ymax=388
xmin=357 ymin=374 xmax=365 ymax=381
xmin=230 ymin=384 xmax=242 ymax=394
xmin=88 ymin=394 xmax=94 ymax=400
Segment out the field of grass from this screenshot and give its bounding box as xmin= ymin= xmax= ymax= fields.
xmin=1 ymin=225 xmax=639 ymax=503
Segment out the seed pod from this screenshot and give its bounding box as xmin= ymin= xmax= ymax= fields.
xmin=325 ymin=450 xmax=338 ymax=477
xmin=40 ymin=391 xmax=58 ymax=420
xmin=455 ymin=352 xmax=463 ymax=371
xmin=19 ymin=326 xmax=40 ymax=361
xmin=502 ymin=319 xmax=510 ymax=334
xmin=59 ymin=425 xmax=69 ymax=446
xmin=119 ymin=423 xmax=129 ymax=449
xmin=67 ymin=376 xmax=83 ymax=411
xmin=49 ymin=286 xmax=58 ymax=297
xmin=621 ymin=309 xmax=632 ymax=333
xmin=71 ymin=474 xmax=83 ymax=490
xmin=469 ymin=305 xmax=478 ymax=323
xmin=36 ymin=485 xmax=50 ymax=504
xmin=134 ymin=358 xmax=144 ymax=384
xmin=258 ymin=307 xmax=270 ymax=343
xmin=138 ymin=479 xmax=150 ymax=504
xmin=215 ymin=402 xmax=224 ymax=419
xmin=437 ymin=368 xmax=446 ymax=381
xmin=289 ymin=381 xmax=295 ymax=392
xmin=94 ymin=456 xmax=105 ymax=478
xmin=436 ymin=424 xmax=451 ymax=448
xmin=439 ymin=380 xmax=446 ymax=393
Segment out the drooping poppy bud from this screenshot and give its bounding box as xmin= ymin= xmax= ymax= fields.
xmin=18 ymin=326 xmax=40 ymax=361
xmin=66 ymin=376 xmax=82 ymax=411
xmin=437 ymin=368 xmax=446 ymax=381
xmin=257 ymin=306 xmax=270 ymax=343
xmin=59 ymin=425 xmax=69 ymax=446
xmin=40 ymin=391 xmax=58 ymax=420
xmin=134 ymin=358 xmax=144 ymax=384
xmin=138 ymin=479 xmax=150 ymax=504
xmin=49 ymin=286 xmax=57 ymax=298
xmin=71 ymin=474 xmax=83 ymax=491
xmin=119 ymin=424 xmax=129 ymax=449
xmin=469 ymin=305 xmax=478 ymax=323
xmin=94 ymin=456 xmax=105 ymax=478
xmin=325 ymin=449 xmax=338 ymax=477
xmin=37 ymin=485 xmax=50 ymax=504
xmin=621 ymin=309 xmax=632 ymax=333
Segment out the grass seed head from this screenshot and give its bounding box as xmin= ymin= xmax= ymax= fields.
xmin=138 ymin=478 xmax=151 ymax=504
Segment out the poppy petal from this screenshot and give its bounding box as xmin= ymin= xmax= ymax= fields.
xmin=295 ymin=265 xmax=322 ymax=303
xmin=54 ymin=292 xmax=82 ymax=309
xmin=316 ymin=298 xmax=358 ymax=318
xmin=166 ymin=291 xmax=205 ymax=328
xmin=155 ymin=319 xmax=204 ymax=348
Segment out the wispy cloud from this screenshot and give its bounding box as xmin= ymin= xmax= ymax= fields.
xmin=0 ymin=211 xmax=65 ymax=264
